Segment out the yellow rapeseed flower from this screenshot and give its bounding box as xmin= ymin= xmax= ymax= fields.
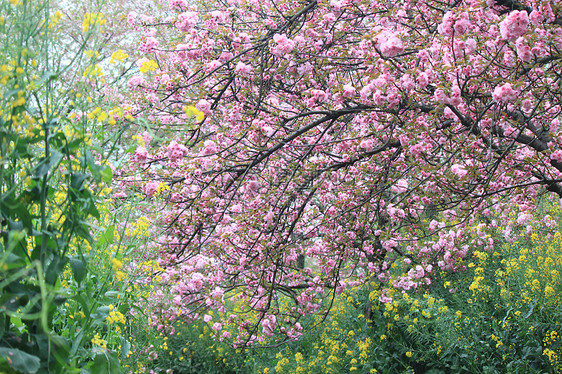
xmin=110 ymin=50 xmax=129 ymax=64
xmin=82 ymin=12 xmax=107 ymax=33
xmin=184 ymin=105 xmax=205 ymax=122
xmin=112 ymin=258 xmax=123 ymax=271
xmin=140 ymin=60 xmax=158 ymax=74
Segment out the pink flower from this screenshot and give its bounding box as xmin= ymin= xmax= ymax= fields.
xmin=400 ymin=74 xmax=415 ymax=92
xmin=127 ymin=75 xmax=146 ymax=90
xmin=499 ymin=10 xmax=529 ymax=41
xmin=271 ymin=33 xmax=295 ymax=57
xmin=550 ymin=119 xmax=560 ymax=133
xmin=416 ymin=72 xmax=429 ymax=88
xmin=465 ymin=38 xmax=477 ymax=54
xmin=408 ymin=265 xmax=425 ymax=279
xmin=342 ymin=83 xmax=356 ymax=97
xmin=144 ymin=181 xmax=159 ymax=197
xmin=201 ymin=140 xmax=217 ymax=156
xmin=380 ymin=35 xmax=404 ymax=57
xmin=203 ymin=314 xmax=212 ymax=323
xmin=212 ymin=322 xmax=222 ymax=331
xmin=551 ymin=150 xmax=562 ymax=163
xmin=168 ymin=0 xmax=187 ymax=10
xmin=205 ymin=60 xmax=221 ymax=73
xmin=139 ymin=37 xmax=159 ymax=53
xmin=390 ymin=179 xmax=409 ymax=193
xmin=438 ymin=11 xmax=455 ymax=37
xmin=516 ymin=212 xmax=532 ymax=226
xmin=451 ymin=164 xmax=468 ymax=178
xmin=261 ymin=315 xmax=277 ymax=336
xmin=196 ymin=99 xmax=211 ymax=115
xmin=378 ymin=290 xmax=392 ymax=303
xmin=176 ymin=11 xmax=198 ymax=32
xmin=453 ymin=14 xmax=471 ymax=35
xmin=167 ymin=141 xmax=187 ymax=162
xmin=529 ymin=9 xmax=544 ymax=26
xmin=516 ymin=37 xmax=532 ymax=62
xmin=503 ymin=50 xmax=516 ymax=67
xmin=235 ymin=61 xmax=253 ymax=75
xmin=127 ymin=11 xmax=138 ymax=27
xmin=135 ymin=146 xmax=149 ymax=163
xmin=360 ymin=138 xmax=374 ymax=151
xmin=492 ymin=83 xmax=518 ymax=103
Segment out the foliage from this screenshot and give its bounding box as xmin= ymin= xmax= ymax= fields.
xmin=0 ymin=0 xmax=135 ymax=372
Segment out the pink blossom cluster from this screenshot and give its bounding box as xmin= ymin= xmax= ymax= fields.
xmin=167 ymin=141 xmax=188 ymax=162
xmin=377 ymin=33 xmax=404 ymax=57
xmin=270 ymin=33 xmax=295 ymax=57
xmin=176 ymin=11 xmax=198 ymax=32
xmin=499 ymin=10 xmax=529 ymax=41
xmin=438 ymin=11 xmax=472 ymax=37
xmin=492 ymin=83 xmax=518 ymax=103
xmin=168 ymin=0 xmax=187 ymax=11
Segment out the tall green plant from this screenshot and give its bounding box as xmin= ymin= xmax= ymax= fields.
xmin=0 ymin=0 xmax=121 ymax=372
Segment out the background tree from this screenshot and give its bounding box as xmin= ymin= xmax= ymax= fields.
xmin=119 ymin=0 xmax=562 ymax=348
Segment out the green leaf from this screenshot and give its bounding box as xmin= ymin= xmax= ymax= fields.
xmin=70 ymin=173 xmax=88 ymax=192
xmin=0 ymin=347 xmax=41 ymax=373
xmin=35 ymin=71 xmax=58 ymax=87
xmin=45 ymin=255 xmax=68 ymax=285
xmin=70 ymin=257 xmax=87 ymax=284
xmin=72 ymin=295 xmax=90 ymax=317
xmin=90 ymin=351 xmax=121 ymax=374
xmin=14 ymin=203 xmax=33 ymax=232
xmin=91 ymin=306 xmax=110 ymax=321
xmin=67 ymin=137 xmax=84 ymax=153
xmin=96 ymin=225 xmax=115 ymax=248
xmin=45 ymin=117 xmax=59 ymax=130
xmin=70 ymin=329 xmax=84 ymax=356
xmin=34 ymin=151 xmax=63 ymax=179
xmin=119 ymin=338 xmax=131 ymax=361
xmin=100 ymin=165 xmax=113 ymax=184
xmin=49 ymin=334 xmax=70 ymax=367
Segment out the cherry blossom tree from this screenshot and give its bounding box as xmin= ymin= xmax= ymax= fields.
xmin=117 ymin=0 xmax=562 ymax=347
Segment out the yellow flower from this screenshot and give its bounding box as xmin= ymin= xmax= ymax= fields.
xmin=91 ymin=333 xmax=107 ymax=349
xmin=84 ymin=50 xmax=100 ymax=59
xmin=140 ymin=60 xmax=158 ymax=74
xmin=112 ymin=258 xmax=123 ymax=271
xmin=107 ymin=310 xmax=126 ymax=324
xmin=156 ymin=182 xmax=170 ymax=194
xmin=82 ymin=12 xmax=106 ymax=33
xmin=184 ymin=105 xmax=205 ymax=122
xmin=110 ymin=50 xmax=129 ymax=64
